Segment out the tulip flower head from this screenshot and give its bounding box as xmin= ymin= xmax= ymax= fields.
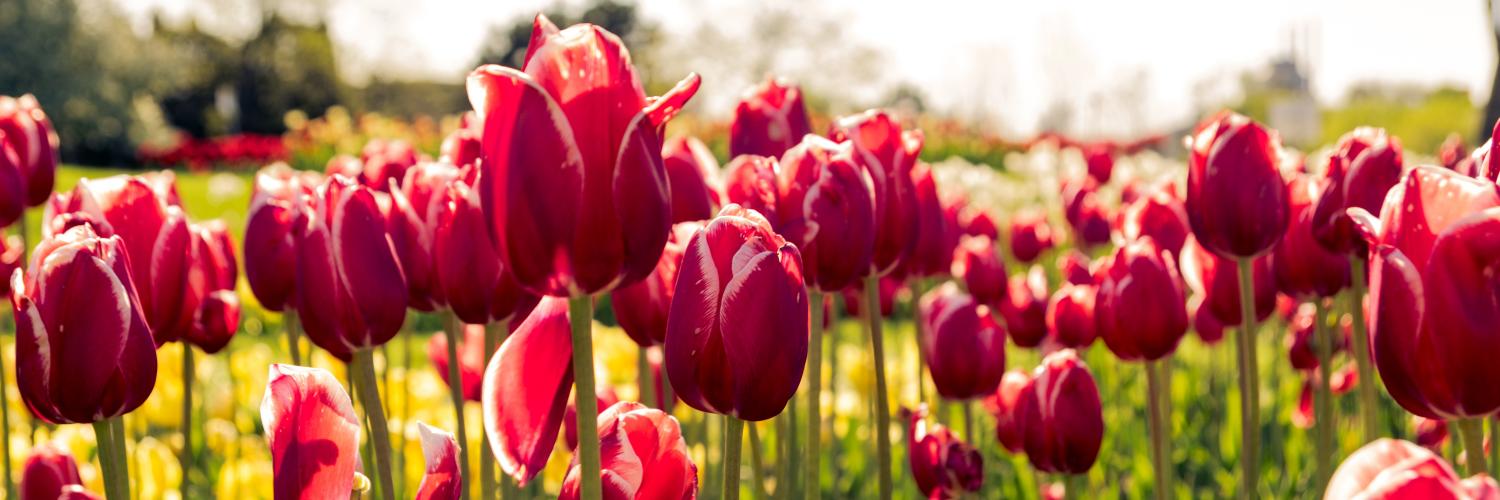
xmin=1179 ymin=235 xmax=1276 ymax=326
xmin=951 ymin=235 xmax=1007 ymax=308
xmin=1046 ymin=282 xmax=1098 ymax=349
xmin=1310 ymin=128 xmax=1404 ymax=255
xmin=722 ymin=155 xmax=783 ymax=231
xmin=414 ymin=422 xmax=463 ymax=500
xmin=919 ymin=283 xmax=1007 ymax=400
xmin=1274 ymin=172 xmax=1351 ymax=299
xmin=388 ymin=161 xmax=460 ymax=311
xmin=1117 ymin=183 xmax=1190 ymax=256
xmin=989 ymin=370 xmax=1032 ymax=453
xmin=906 ymin=405 xmax=984 ymax=498
xmin=0 ymin=94 xmax=59 ymax=207
xmin=1008 ymin=210 xmax=1056 ymax=263
xmin=428 ymin=324 xmax=488 ymax=402
xmin=774 ymin=135 xmax=876 ymax=292
xmin=434 ymin=165 xmax=538 ymax=325
xmin=1018 ymin=349 xmax=1104 ymax=475
xmin=662 ymin=136 xmax=723 ymax=223
xmin=184 ymin=221 xmax=242 ymax=353
xmin=564 ymin=386 xmax=622 ymax=453
xmin=830 ymin=109 xmax=923 ymax=276
xmin=1325 ymin=438 xmax=1499 ymax=499
xmin=20 ymin=442 xmax=83 ymax=500
xmin=1000 ymin=265 xmax=1050 ymax=348
xmin=260 ymin=364 xmax=361 ymax=499
xmin=559 ymin=401 xmax=698 ymax=500
xmin=905 ymin=161 xmax=951 ymax=278
xmin=1095 ymin=237 xmax=1189 ymax=362
xmin=730 ymin=76 xmax=813 ymax=159
xmin=1184 ymin=111 xmax=1290 ymax=258
xmin=244 ymin=163 xmax=319 ymax=311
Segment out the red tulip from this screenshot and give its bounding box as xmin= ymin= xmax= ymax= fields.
xmin=0 ymin=95 xmax=59 ymax=207
xmin=1057 ymin=250 xmax=1094 ymax=286
xmin=564 ymin=386 xmax=622 ymax=453
xmin=1477 ymin=119 xmax=1500 ymax=182
xmin=292 ymin=174 xmax=408 ymax=361
xmin=1293 ymin=376 xmax=1316 ymax=429
xmin=483 ymin=297 xmax=576 ymax=485
xmin=1018 ymin=349 xmax=1104 ymax=475
xmin=414 ymin=422 xmax=463 ymax=500
xmin=730 ymin=76 xmax=812 ymax=159
xmin=389 ymin=162 xmax=460 ymax=311
xmin=962 ymin=209 xmax=1000 ymax=241
xmin=1118 ymin=183 xmax=1189 ymax=256
xmin=664 ymin=205 xmax=808 ymax=421
xmin=244 ymin=164 xmax=319 ymax=311
xmin=1179 ymin=235 xmax=1275 ymax=326
xmin=1439 ymin=133 xmax=1468 ymax=171
xmin=1356 ymin=165 xmax=1500 ymax=419
xmin=1311 ymin=128 xmax=1404 ymax=255
xmin=434 ymin=165 xmax=537 ymax=325
xmin=775 ymin=135 xmax=876 ymax=292
xmin=722 ymin=155 xmax=783 ymax=230
xmin=1191 ymin=295 xmax=1225 ymax=344
xmin=830 ymin=109 xmax=923 ymax=276
xmin=951 ymin=235 xmax=1007 ymax=308
xmin=1082 ymin=142 xmax=1115 ymax=184
xmin=1325 ymin=439 xmax=1499 ymax=499
xmin=0 ymin=138 xmax=24 ymax=228
xmin=1060 ymin=177 xmax=1111 ymax=249
xmin=611 ymin=223 xmax=698 ymax=347
xmin=440 ymin=117 xmax=482 ymax=169
xmin=559 ymin=401 xmax=698 ymax=500
xmin=1286 ymin=303 xmax=1321 ymax=371
xmin=1184 ymin=111 xmax=1290 ymax=258
xmin=1414 ymin=416 xmax=1450 ymax=453
xmin=428 ymin=324 xmax=488 ymax=402
xmin=1274 ymin=173 xmax=1351 ymax=298
xmin=20 ymin=442 xmax=83 ymax=500
xmin=1095 ymin=237 xmax=1189 ymax=361
xmin=919 ymin=283 xmax=1006 ymax=400
xmin=13 ymin=224 xmax=156 ymax=424
xmin=1000 ymin=265 xmax=1049 ymax=348
xmin=841 ymin=276 xmax=902 ymax=319
xmin=662 ymin=136 xmax=723 ymax=224
xmin=361 ymin=139 xmax=420 ymax=190
xmin=184 ymin=221 xmax=241 ymax=353
xmin=989 ymin=370 xmax=1031 ymax=453
xmin=1046 ymin=282 xmax=1097 ymax=349
xmin=466 ymin=14 xmax=699 ymax=297
xmin=905 ymin=161 xmax=950 ymax=278
xmin=905 ymin=405 xmax=983 ymax=498
xmin=1008 ymin=211 xmax=1055 ymax=263
xmin=260 ymin=364 xmax=361 ymax=499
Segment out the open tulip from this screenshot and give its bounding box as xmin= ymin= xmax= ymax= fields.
xmin=722 ymin=155 xmax=782 ymax=226
xmin=730 ymin=76 xmax=812 ymax=159
xmin=1095 ymin=237 xmax=1189 ymax=361
xmin=434 ymin=165 xmax=537 ymax=326
xmin=664 ymin=205 xmax=808 ymax=421
xmin=0 ymin=95 xmax=59 ymax=207
xmin=20 ymin=443 xmax=83 ymax=500
xmin=414 ymin=422 xmax=463 ymax=500
xmin=951 ymin=235 xmax=1007 ymax=308
xmin=830 ymin=109 xmax=922 ymax=276
xmin=990 ymin=370 xmax=1031 ymax=453
xmin=260 ymin=364 xmax=361 ymax=499
xmin=1326 ymin=439 xmax=1500 ymax=499
xmin=559 ymin=401 xmax=698 ymax=500
xmin=611 ymin=223 xmax=698 ymax=347
xmin=1000 ymin=265 xmax=1049 ymax=348
xmin=1185 ymin=111 xmax=1289 ymax=258
xmin=427 ymin=324 xmax=488 ymax=402
xmin=1047 ymin=282 xmax=1098 ymax=349
xmin=482 ymin=296 xmax=576 ymax=485
xmin=662 ymin=136 xmax=722 ymax=224
xmin=1118 ymin=183 xmax=1189 ymax=256
xmin=244 ymin=164 xmax=319 ymax=311
xmin=906 ymin=405 xmax=984 ymax=498
xmin=774 ymin=135 xmax=875 ymax=292
xmin=919 ymin=283 xmax=1006 ymax=400
xmin=389 ymin=161 xmax=460 ymax=311
xmin=1274 ymin=173 xmax=1351 ymax=299
xmin=1018 ymin=349 xmax=1104 ymax=475
xmin=466 ymin=14 xmax=698 ymax=298
xmin=1008 ymin=211 xmax=1056 ymax=263
xmin=1311 ymin=128 xmax=1404 ymax=255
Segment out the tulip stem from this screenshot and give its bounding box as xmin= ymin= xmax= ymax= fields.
xmin=1491 ymin=417 xmax=1499 ymax=479
xmin=443 ymin=315 xmax=472 ymax=500
xmin=93 ymin=417 xmax=130 ymax=500
xmin=0 ymin=334 xmax=11 ymax=500
xmin=1458 ymin=418 xmax=1489 ymax=476
xmin=746 ymin=420 xmax=767 ymax=498
xmin=863 ymin=275 xmax=893 ymax=500
xmin=639 ymin=345 xmax=656 ymax=409
xmin=913 ymin=278 xmax=928 ymax=407
xmin=805 ymin=290 xmax=824 ymax=500
xmin=285 ymin=309 xmax=302 ymax=365
xmin=483 ymin=321 xmax=503 ymax=499
xmin=352 ymin=349 xmax=397 ymax=500
xmin=1312 ymin=300 xmax=1334 ymax=493
xmin=723 ymin=416 xmax=744 ymax=500
xmin=568 ymin=295 xmax=603 ymax=500
xmin=1348 ymin=257 xmax=1379 ymax=442
xmin=181 ymin=344 xmax=195 ymax=495
xmin=1145 ymin=359 xmax=1172 ymax=500
xmin=1234 ymin=258 xmax=1259 ymax=499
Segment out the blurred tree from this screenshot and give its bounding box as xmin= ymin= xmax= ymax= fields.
xmin=151 ymin=16 xmax=240 ymax=138
xmin=237 ymin=13 xmax=345 ymax=135
xmin=473 ymin=0 xmax=652 ymax=71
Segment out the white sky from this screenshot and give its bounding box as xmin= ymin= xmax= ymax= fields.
xmin=115 ymin=0 xmax=1499 ymax=137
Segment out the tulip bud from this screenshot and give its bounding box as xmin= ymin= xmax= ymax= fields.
xmin=1274 ymin=173 xmax=1352 ymax=299
xmin=1190 ymin=295 xmax=1226 ymax=344
xmin=20 ymin=442 xmax=83 ymax=500
xmin=361 ymin=139 xmax=420 ymax=191
xmin=1096 ymin=237 xmax=1189 ymax=361
xmin=1008 ymin=211 xmax=1056 ymax=263
xmin=563 ymin=386 xmax=621 ymax=453
xmin=830 ymin=109 xmax=923 ymax=276
xmin=1061 ymin=177 xmax=1111 ymax=249
xmin=559 ymin=401 xmax=698 ymax=500
xmin=962 ymin=209 xmax=1000 ymax=241
xmin=427 ymin=324 xmax=488 ymax=402
xmin=434 ymin=165 xmax=537 ymax=325
xmin=467 ymin=15 xmax=699 ymax=297
xmin=1414 ymin=416 xmax=1449 ymax=453
xmin=245 ymin=164 xmax=319 ymax=311
xmin=906 ymin=405 xmax=983 ymax=498
xmin=184 ymin=222 xmax=241 ymax=353
xmin=0 ymin=95 xmax=59 ymax=207
xmin=1118 ymin=183 xmax=1190 ymax=256
xmin=1179 ymin=235 xmax=1275 ymax=326
xmin=1000 ymin=265 xmax=1049 ymax=348
xmin=1018 ymin=349 xmax=1104 ymax=475
xmin=919 ymin=283 xmax=1006 ymax=400
xmin=1057 ymin=250 xmax=1094 ymax=286
xmin=389 ymin=162 xmax=460 ymax=311
xmin=730 ymin=76 xmax=813 ymax=159
xmin=989 ymin=370 xmax=1031 ymax=453
xmin=1439 ymin=133 xmax=1468 ymax=171
xmin=1047 ymin=282 xmax=1097 ymax=349
xmin=1325 ymin=438 xmax=1499 ymax=499
xmin=664 ymin=205 xmax=808 ymax=421
xmin=611 ymin=223 xmax=698 ymax=347
xmin=261 ymin=364 xmax=361 ymax=499
xmin=951 ymin=235 xmax=1007 ymax=308
xmin=440 ymin=117 xmax=482 ymax=168
xmin=482 ymin=297 xmax=577 ymax=485
xmin=663 ymin=136 xmax=723 ymax=224
xmin=1311 ymin=128 xmax=1404 ymax=255
xmin=723 ymin=155 xmax=783 ymax=226
xmin=1185 ymin=112 xmax=1290 ymax=258
xmin=414 ymin=422 xmax=463 ymax=500
xmin=1082 ymin=142 xmax=1115 ymax=184
xmin=775 ymin=135 xmax=876 ymax=292
xmin=906 ymin=162 xmax=951 ymax=277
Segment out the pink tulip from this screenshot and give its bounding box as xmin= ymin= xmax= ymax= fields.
xmin=388 ymin=162 xmax=460 ymax=311
xmin=1047 ymin=282 xmax=1098 ymax=349
xmin=722 ymin=154 xmax=782 ymax=225
xmin=1184 ymin=111 xmax=1290 ymax=258
xmin=0 ymin=95 xmax=59 ymax=207
xmin=1000 ymin=265 xmax=1049 ymax=348
xmin=989 ymin=370 xmax=1031 ymax=453
xmin=1118 ymin=183 xmax=1189 ymax=256
xmin=434 ymin=165 xmax=537 ymax=325
xmin=1018 ymin=349 xmax=1104 ymax=475
xmin=414 ymin=422 xmax=463 ymax=500
xmin=1273 ymin=172 xmax=1350 ymax=299
xmin=244 ymin=164 xmax=319 ymax=311
xmin=260 ymin=364 xmax=361 ymax=499
xmin=427 ymin=324 xmax=488 ymax=402
xmin=919 ymin=283 xmax=1006 ymax=400
xmin=1326 ymin=439 xmax=1499 ymax=499
xmin=775 ymin=135 xmax=876 ymax=293
xmin=559 ymin=401 xmax=698 ymax=500
xmin=1008 ymin=211 xmax=1056 ymax=264
xmin=951 ymin=235 xmax=1007 ymax=308
xmin=1095 ymin=237 xmax=1189 ymax=361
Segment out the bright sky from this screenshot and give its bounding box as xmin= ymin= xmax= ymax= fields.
xmin=116 ymin=0 xmax=1498 ymax=137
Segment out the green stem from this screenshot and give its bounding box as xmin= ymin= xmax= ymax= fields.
xmin=1491 ymin=416 xmax=1499 ymax=479
xmin=1145 ymin=359 xmax=1171 ymax=500
xmin=704 ymin=412 xmax=718 ymax=499
xmin=442 ymin=315 xmax=471 ymax=500
xmin=863 ymin=275 xmax=893 ymax=500
xmin=112 ymin=417 xmax=131 ymax=500
xmin=93 ymin=419 xmax=125 ymax=500
xmin=747 ymin=420 xmax=766 ymax=499
xmin=1066 ymin=473 xmax=1086 ymax=500
xmin=352 ymin=349 xmax=396 ymax=500
xmin=723 ymin=416 xmax=744 ymax=500
xmin=180 ymin=345 xmax=195 ymax=494
xmin=639 ymin=345 xmax=656 ymax=409
xmin=1234 ymin=258 xmax=1260 ymax=499
xmin=1348 ymin=257 xmax=1379 ymax=442
xmin=1458 ymin=418 xmax=1489 ymax=476
xmin=825 ymin=299 xmax=840 ymax=490
xmin=483 ymin=321 xmax=503 ymax=499
xmin=0 ymin=333 xmax=12 ymax=500
xmin=785 ymin=395 xmax=799 ymax=496
xmin=568 ymin=295 xmax=602 ymax=500
xmin=805 ymin=290 xmax=824 ymax=500
xmin=963 ymin=400 xmax=975 ymax=443
xmin=285 ymin=309 xmax=302 ymax=365
xmin=1312 ymin=300 xmax=1334 ymax=493
xmin=912 ymin=278 xmax=928 ymax=407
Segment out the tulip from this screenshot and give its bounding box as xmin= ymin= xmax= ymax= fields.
xmin=434 ymin=165 xmax=537 ymax=326
xmin=1326 ymin=439 xmax=1500 ymax=499
xmin=1415 ymin=417 xmax=1450 ymax=453
xmin=722 ymin=154 xmax=783 ymax=225
xmin=1439 ymin=133 xmax=1468 ymax=171
xmin=1190 ymin=296 xmax=1225 ymax=344
xmin=260 ymin=364 xmax=361 ymax=500
xmin=775 ymin=135 xmax=876 ymax=293
xmin=919 ymin=283 xmax=1006 ymax=400
xmin=961 ymin=208 xmax=1000 ymax=241
xmin=905 ymin=162 xmax=950 ymax=277
xmin=0 ymin=95 xmax=59 ymax=207
xmin=360 ymin=139 xmax=420 ymax=191
xmin=951 ymin=235 xmax=1007 ymax=308
xmin=563 ymin=386 xmax=622 ymax=453
xmin=989 ymin=370 xmax=1031 ymax=453
xmin=440 ymin=117 xmax=483 ymax=169
xmin=482 ymin=296 xmax=576 ymax=485
xmin=1179 ymin=236 xmax=1275 ymax=326
xmin=1057 ymin=250 xmax=1094 ymax=286
xmin=905 ymin=405 xmax=983 ymax=498
xmin=611 ymin=222 xmax=695 ymax=414
xmin=1047 ymin=282 xmax=1097 ymax=349
xmin=184 ymin=221 xmax=240 ymax=353
xmin=1018 ymin=349 xmax=1104 ymax=475
xmin=325 ymin=155 xmax=362 ymax=180
xmin=1118 ymin=183 xmax=1190 ymax=256
xmin=428 ymin=324 xmax=488 ymax=402
xmin=1310 ymin=128 xmax=1404 ymax=255
xmin=414 ymin=422 xmax=463 ymax=500
xmin=731 ymin=76 xmax=812 ymax=159
xmin=1001 ymin=265 xmax=1049 ymax=348
xmin=0 ymin=233 xmax=22 ymax=297
xmin=559 ymin=401 xmax=698 ymax=500
xmin=1082 ymin=142 xmax=1115 ymax=184
xmin=20 ymin=443 xmax=83 ymax=500
xmin=389 ymin=162 xmax=460 ymax=312
xmin=663 ymin=136 xmax=723 ymax=223
xmin=1273 ymin=173 xmax=1351 ymax=299
xmin=244 ymin=164 xmax=318 ymax=313
xmin=0 ymin=139 xmax=24 ymax=228
xmin=1061 ymin=177 xmax=1111 ymax=249
xmin=1184 ymin=111 xmax=1290 ymax=258
xmin=1008 ymin=211 xmax=1056 ymax=263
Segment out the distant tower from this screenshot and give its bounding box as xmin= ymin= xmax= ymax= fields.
xmin=1268 ymin=23 xmax=1321 ymax=149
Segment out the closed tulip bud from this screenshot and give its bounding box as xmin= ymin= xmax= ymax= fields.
xmin=414 ymin=422 xmax=463 ymax=500
xmin=951 ymin=235 xmax=1007 ymax=308
xmin=1061 ymin=177 xmax=1112 ymax=249
xmin=722 ymin=155 xmax=783 ymax=230
xmin=1325 ymin=439 xmax=1500 ymax=499
xmin=1311 ymin=128 xmax=1404 ymax=255
xmin=1118 ymin=183 xmax=1190 ymax=256
xmin=13 ymin=224 xmax=156 ymax=423
xmin=293 ymin=175 xmax=408 ymax=361
xmin=919 ymin=283 xmax=1006 ymax=400
xmin=482 ymin=297 xmax=577 ymax=485
xmin=361 ymin=139 xmax=420 ymax=190
xmin=467 ymin=14 xmax=699 ymax=297
xmin=434 ymin=165 xmax=537 ymax=325
xmin=1185 ymin=111 xmax=1290 ymax=258
xmin=389 ymin=162 xmax=460 ymax=311
xmin=1001 ymin=265 xmax=1049 ymax=348
xmin=0 ymin=95 xmax=58 ymax=207
xmin=1414 ymin=416 xmax=1449 ymax=453
xmin=1179 ymin=235 xmax=1275 ymax=326
xmin=245 ymin=164 xmax=319 ymax=311
xmin=665 ymin=205 xmax=808 ymax=421
xmin=730 ymin=76 xmax=812 ymax=159
xmin=1008 ymin=211 xmax=1055 ymax=263
xmin=440 ymin=117 xmax=482 ymax=168
xmin=1047 ymin=283 xmax=1098 ymax=349
xmin=1439 ymin=133 xmax=1468 ymax=171
xmin=185 ymin=222 xmax=241 ymax=353
xmin=776 ymin=135 xmax=876 ymax=292
xmin=663 ymin=136 xmax=723 ymax=223
xmin=1057 ymin=250 xmax=1094 ymax=286
xmin=260 ymin=364 xmax=361 ymax=499
xmin=563 ymin=386 xmax=621 ymax=453
xmin=1096 ymin=237 xmax=1189 ymax=361
xmin=611 ymin=223 xmax=698 ymax=347
xmin=1274 ymin=173 xmax=1351 ymax=298
xmin=1190 ymin=295 xmax=1226 ymax=344
xmin=427 ymin=324 xmax=488 ymax=402
xmin=905 ymin=405 xmax=984 ymax=498
xmin=989 ymin=370 xmax=1031 ymax=453
xmin=1286 ymin=303 xmax=1321 ymax=371
xmin=20 ymin=442 xmax=83 ymax=500
xmin=1018 ymin=349 xmax=1104 ymax=475
xmin=1358 ymin=165 xmax=1500 ymax=419
xmin=830 ymin=109 xmax=923 ymax=276
xmin=962 ymin=209 xmax=1000 ymax=241
xmin=1082 ymin=142 xmax=1115 ymax=184
xmin=906 ymin=162 xmax=950 ymax=277
xmin=559 ymin=401 xmax=698 ymax=500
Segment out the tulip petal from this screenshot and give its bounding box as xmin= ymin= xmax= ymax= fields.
xmin=482 ymin=297 xmax=574 ymax=485
xmin=414 ymin=422 xmax=463 ymax=500
xmin=1416 ymin=208 xmax=1500 ymax=417
xmin=260 ymin=364 xmax=360 ymax=500
xmin=331 ymin=186 xmax=407 ymax=348
xmin=718 ymin=244 xmax=808 ymax=421
xmin=644 ymin=73 xmax=701 ymax=130
xmin=1368 ymin=245 xmax=1436 ymax=418
xmin=606 ymin=111 xmax=672 ymax=288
